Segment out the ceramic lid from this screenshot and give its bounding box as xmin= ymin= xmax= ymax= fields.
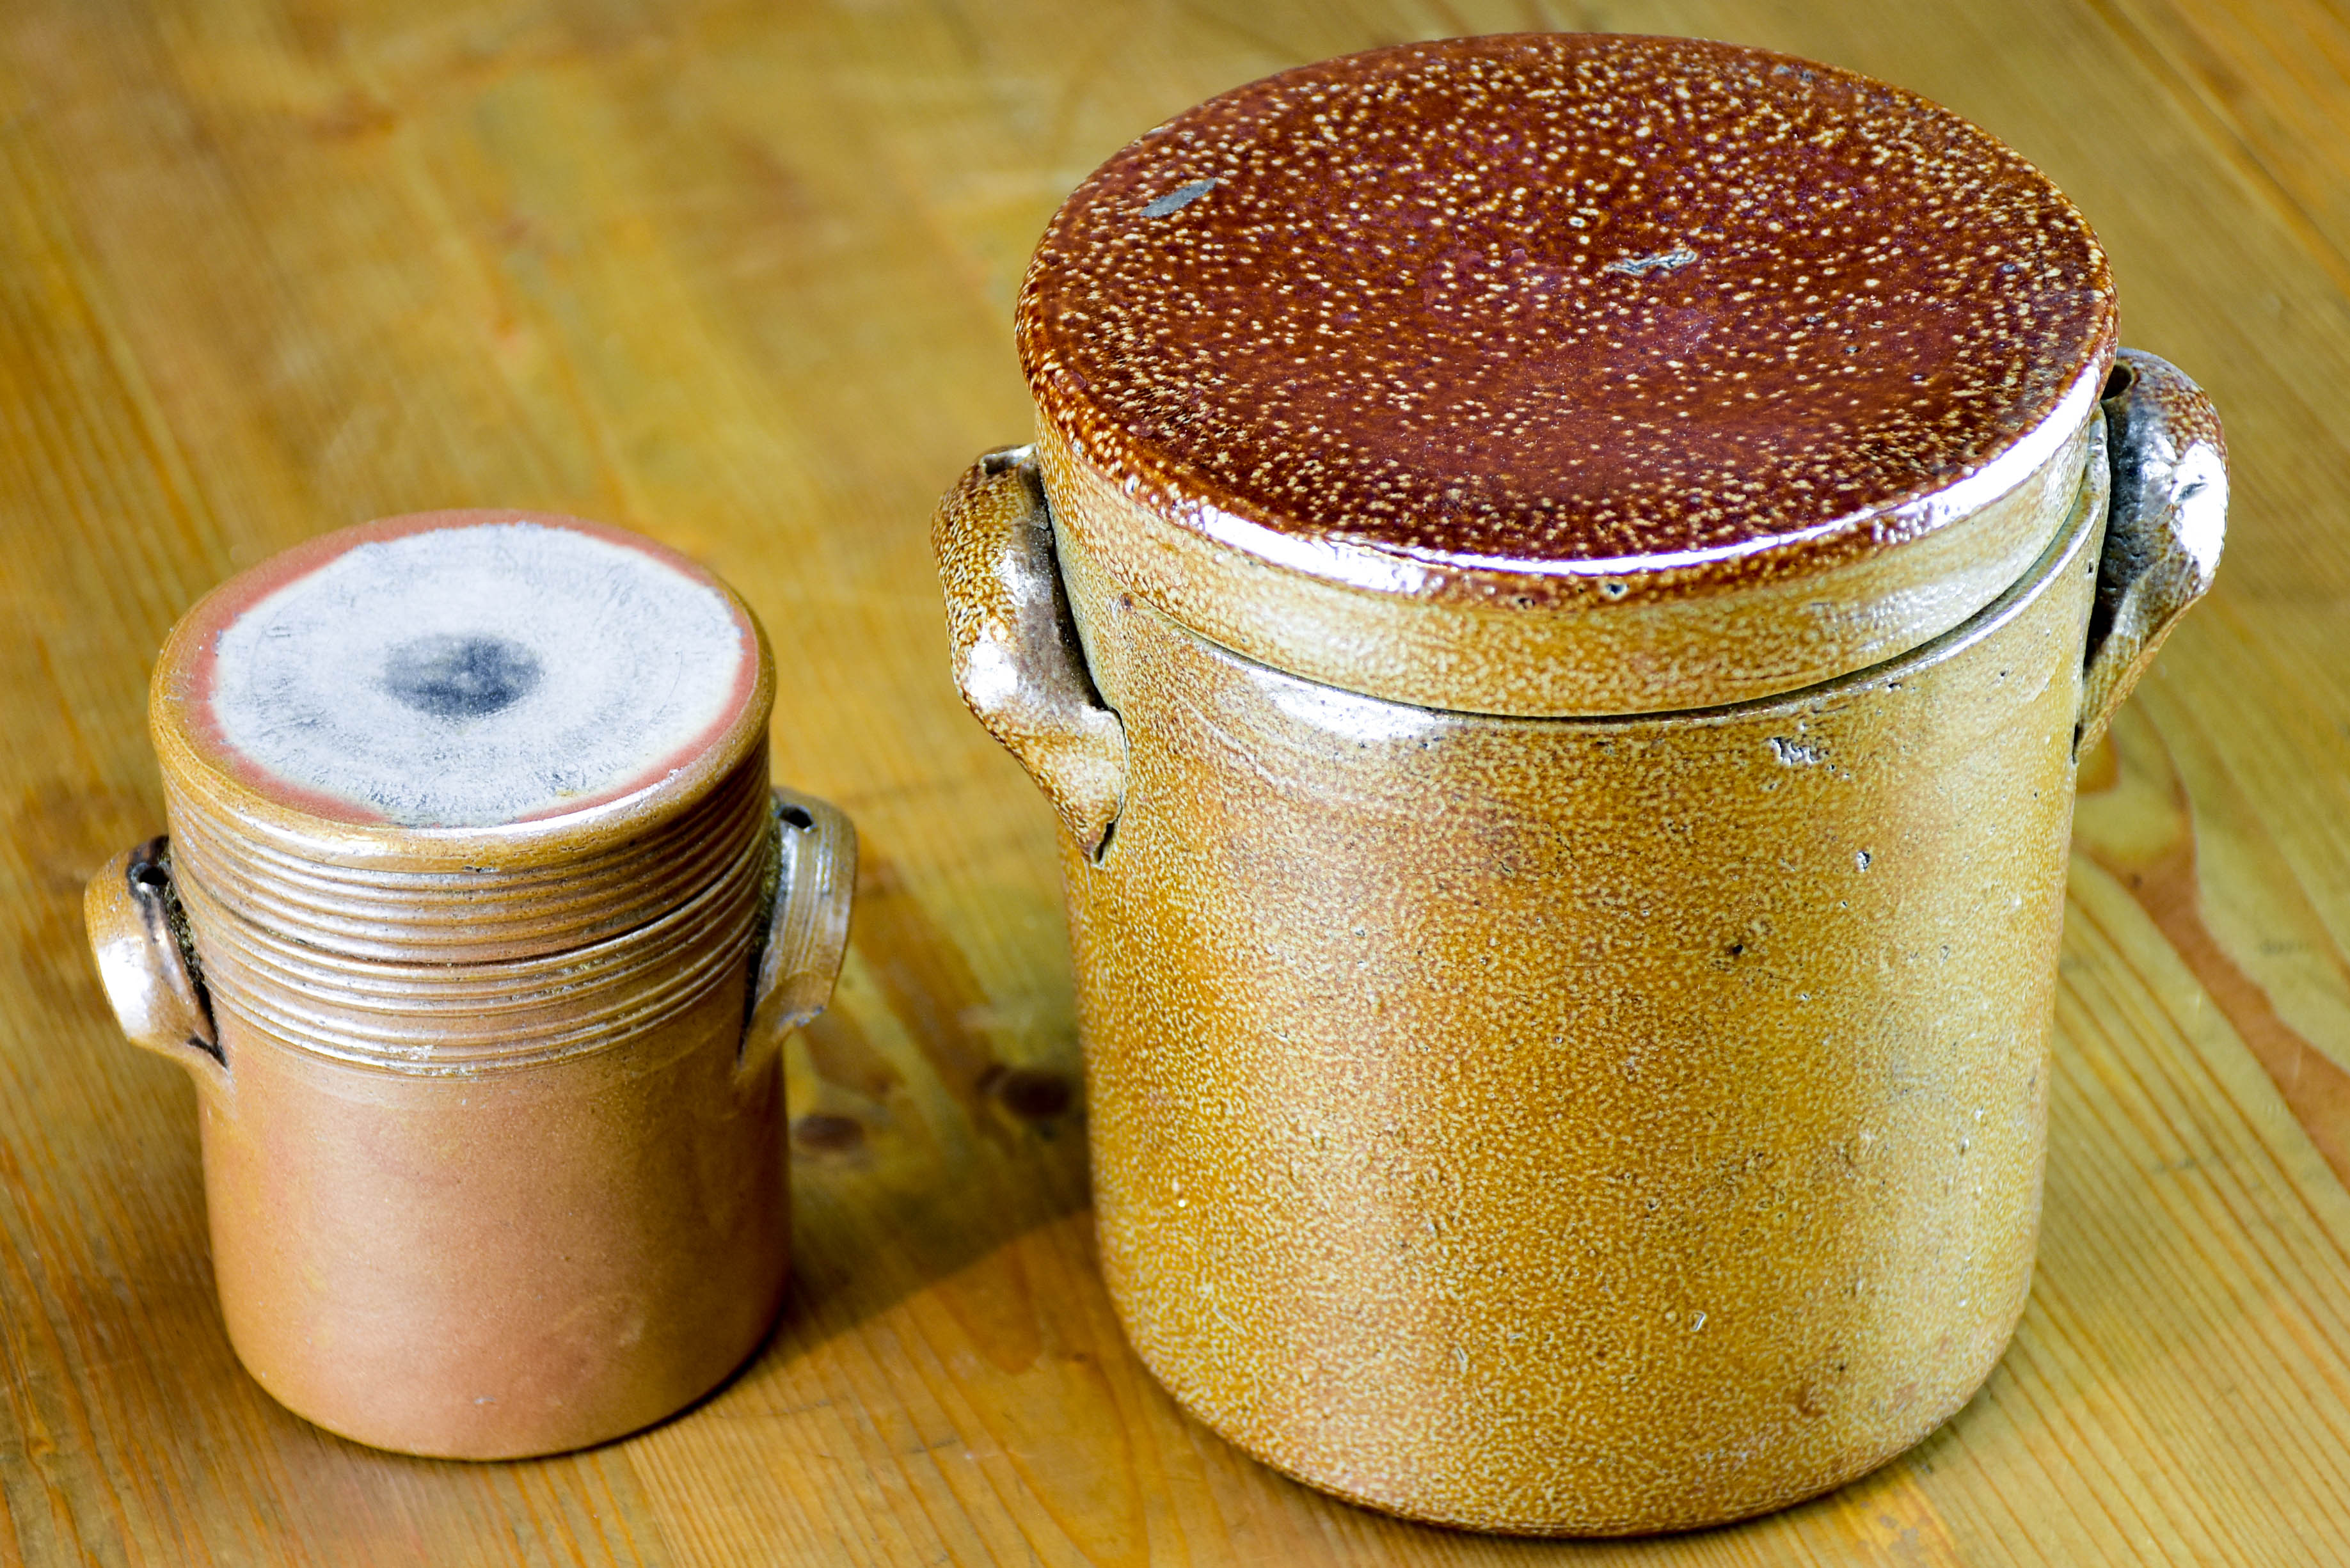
xmin=150 ymin=510 xmax=777 ymax=958
xmin=1017 ymin=33 xmax=2118 ymax=715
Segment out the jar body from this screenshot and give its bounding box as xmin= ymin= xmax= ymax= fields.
xmin=1047 ymin=454 xmax=2104 ymax=1533
xmin=83 ymin=508 xmax=861 ymax=1461
xmin=190 ymin=976 xmax=786 ymax=1461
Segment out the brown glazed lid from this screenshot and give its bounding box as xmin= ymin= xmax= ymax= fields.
xmin=151 ymin=509 xmax=776 ymax=962
xmin=1019 ymin=33 xmax=2118 ymax=715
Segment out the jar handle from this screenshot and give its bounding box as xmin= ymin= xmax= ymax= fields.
xmin=748 ymin=786 xmax=858 ymax=1049
xmin=2076 ymin=349 xmax=2228 ymax=756
xmin=84 ymin=837 xmax=226 ymax=1079
xmin=933 ymin=445 xmax=1129 ymax=859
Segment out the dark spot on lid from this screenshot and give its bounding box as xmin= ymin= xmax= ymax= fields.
xmin=381 ymin=634 xmax=543 ymax=719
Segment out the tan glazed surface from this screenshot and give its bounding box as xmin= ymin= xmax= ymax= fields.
xmin=84 ymin=511 xmax=858 ymax=1460
xmin=191 ymin=971 xmax=788 ymax=1459
xmin=941 ymin=32 xmax=2229 ymax=1539
xmin=1053 ymin=462 xmax=2100 ymax=1532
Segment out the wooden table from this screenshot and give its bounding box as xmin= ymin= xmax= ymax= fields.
xmin=3 ymin=1 xmax=2346 ymax=1561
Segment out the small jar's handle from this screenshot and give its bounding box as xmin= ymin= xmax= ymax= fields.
xmin=748 ymin=787 xmax=858 ymax=1049
xmin=2077 ymin=349 xmax=2228 ymax=756
xmin=84 ymin=837 xmax=226 ymax=1079
xmin=933 ymin=446 xmax=1128 ymax=859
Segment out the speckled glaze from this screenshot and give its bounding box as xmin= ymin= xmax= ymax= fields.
xmin=940 ymin=34 xmax=2227 ymax=1536
xmin=1019 ymin=33 xmax=2118 ymax=716
xmin=1054 ymin=448 xmax=2102 ymax=1533
xmin=85 ymin=512 xmax=857 ymax=1460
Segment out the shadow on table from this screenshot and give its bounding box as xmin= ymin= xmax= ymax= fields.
xmin=756 ymin=843 xmax=1096 ymax=1352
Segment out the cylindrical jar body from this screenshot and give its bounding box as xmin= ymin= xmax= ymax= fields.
xmin=194 ymin=976 xmax=786 ymax=1460
xmin=1047 ymin=456 xmax=2104 ymax=1533
xmin=86 ymin=509 xmax=860 ymax=1461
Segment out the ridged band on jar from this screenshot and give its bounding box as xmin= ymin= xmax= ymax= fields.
xmin=159 ymin=740 xmax=772 ymax=964
xmin=171 ymin=812 xmax=774 ymax=1073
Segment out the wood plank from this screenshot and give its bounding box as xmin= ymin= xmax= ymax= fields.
xmin=1 ymin=0 xmax=2344 ymax=1562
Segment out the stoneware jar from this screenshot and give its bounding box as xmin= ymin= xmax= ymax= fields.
xmin=935 ymin=35 xmax=2227 ymax=1536
xmin=85 ymin=509 xmax=855 ymax=1460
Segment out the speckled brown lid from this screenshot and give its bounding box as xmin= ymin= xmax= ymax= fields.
xmin=1022 ymin=31 xmax=2113 ymax=592
xmin=1015 ymin=35 xmax=2118 ymax=714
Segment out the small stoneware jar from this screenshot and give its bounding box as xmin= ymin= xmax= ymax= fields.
xmin=936 ymin=35 xmax=2227 ymax=1535
xmin=85 ymin=509 xmax=855 ymax=1460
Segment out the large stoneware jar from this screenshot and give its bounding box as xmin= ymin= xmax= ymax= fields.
xmin=85 ymin=509 xmax=855 ymax=1459
xmin=935 ymin=35 xmax=2227 ymax=1535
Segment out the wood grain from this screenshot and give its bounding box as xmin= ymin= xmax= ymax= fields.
xmin=3 ymin=0 xmax=2346 ymax=1561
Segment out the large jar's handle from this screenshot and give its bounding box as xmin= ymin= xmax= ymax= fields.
xmin=2077 ymin=349 xmax=2228 ymax=756
xmin=933 ymin=446 xmax=1129 ymax=859
xmin=748 ymin=786 xmax=858 ymax=1050
xmin=84 ymin=837 xmax=226 ymax=1080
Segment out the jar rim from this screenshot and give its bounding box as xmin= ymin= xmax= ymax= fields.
xmin=151 ymin=509 xmax=775 ymax=858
